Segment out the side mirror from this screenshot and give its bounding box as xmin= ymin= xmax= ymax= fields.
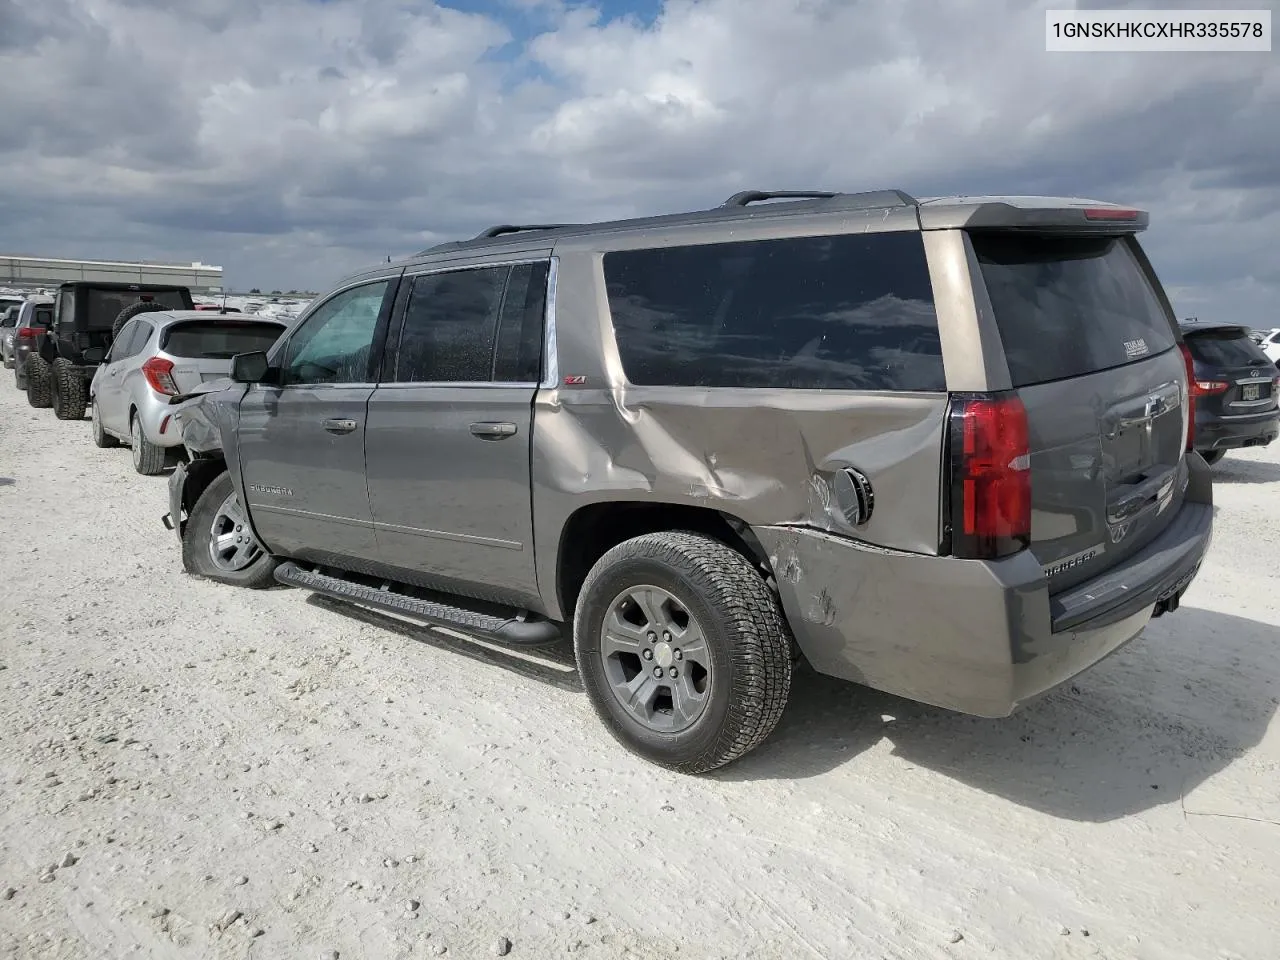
xmin=230 ymin=351 xmax=271 ymax=383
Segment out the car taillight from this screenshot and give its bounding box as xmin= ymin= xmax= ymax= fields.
xmin=1179 ymin=343 xmax=1196 ymax=451
xmin=141 ymin=356 xmax=180 ymax=396
xmin=946 ymin=392 xmax=1031 ymax=561
xmin=17 ymin=327 xmax=43 ymax=339
xmin=1194 ymin=380 xmax=1228 ymax=394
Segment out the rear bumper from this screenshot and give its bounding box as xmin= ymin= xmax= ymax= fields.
xmin=1195 ymin=408 xmax=1279 ymax=451
xmin=755 ymin=477 xmax=1213 ymax=718
xmin=135 ymin=393 xmax=186 ymax=448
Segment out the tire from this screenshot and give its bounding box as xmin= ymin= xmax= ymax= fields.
xmin=51 ymin=358 xmax=88 ymax=420
xmin=1201 ymin=449 xmax=1226 ymax=465
xmin=25 ymin=355 xmax=51 ymax=408
xmin=182 ymin=471 xmax=279 ymax=588
xmin=573 ymin=531 xmax=792 ymax=774
xmin=129 ymin=413 xmax=168 ymax=475
xmin=111 ymin=300 xmax=168 ymax=344
xmin=91 ymin=398 xmax=120 ymax=448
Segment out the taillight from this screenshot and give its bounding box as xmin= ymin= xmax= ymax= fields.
xmin=141 ymin=356 xmax=180 ymax=396
xmin=946 ymin=392 xmax=1031 ymax=560
xmin=1179 ymin=343 xmax=1196 ymax=451
xmin=1193 ymin=380 xmax=1228 ymax=394
xmin=17 ymin=327 xmax=43 ymax=339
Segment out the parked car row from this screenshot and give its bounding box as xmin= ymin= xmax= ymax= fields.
xmin=155 ymin=189 xmax=1233 ymax=774
xmin=11 ymin=281 xmax=288 ymax=473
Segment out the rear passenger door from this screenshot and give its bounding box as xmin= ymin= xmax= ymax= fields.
xmin=364 ymin=260 xmax=549 ymax=605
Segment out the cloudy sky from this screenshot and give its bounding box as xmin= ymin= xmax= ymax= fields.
xmin=0 ymin=0 xmax=1276 ymax=322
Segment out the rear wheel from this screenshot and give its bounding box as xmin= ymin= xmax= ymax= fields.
xmin=181 ymin=470 xmax=279 ymax=588
xmin=51 ymin=358 xmax=88 ymax=420
xmin=1201 ymin=449 xmax=1226 ymax=465
xmin=24 ymin=356 xmax=51 ymax=408
xmin=130 ymin=413 xmax=168 ymax=475
xmin=91 ymin=398 xmax=120 ymax=448
xmin=573 ymin=531 xmax=793 ymax=774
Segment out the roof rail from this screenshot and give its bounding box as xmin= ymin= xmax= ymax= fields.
xmin=473 ymin=224 xmax=576 ymax=240
xmin=719 ymin=188 xmax=918 ymax=209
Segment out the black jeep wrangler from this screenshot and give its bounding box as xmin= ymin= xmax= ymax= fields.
xmin=25 ymin=281 xmax=194 ymax=419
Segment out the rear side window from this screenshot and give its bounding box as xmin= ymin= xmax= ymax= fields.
xmin=161 ymin=320 xmax=284 ymax=359
xmin=84 ymin=289 xmax=189 ymax=329
xmin=972 ymin=234 xmax=1177 ymax=387
xmin=32 ymin=307 xmax=52 ymax=328
xmin=395 ymin=266 xmax=506 ymax=383
xmin=1185 ymin=330 xmax=1270 ymax=367
xmin=604 ymin=232 xmax=946 ymax=391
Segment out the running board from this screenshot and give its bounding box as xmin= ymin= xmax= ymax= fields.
xmin=274 ymin=561 xmax=562 ymax=646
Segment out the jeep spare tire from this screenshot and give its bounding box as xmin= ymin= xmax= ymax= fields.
xmin=111 ymin=300 xmax=169 ymax=344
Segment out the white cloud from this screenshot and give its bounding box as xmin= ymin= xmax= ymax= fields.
xmin=0 ymin=0 xmax=1276 ymax=325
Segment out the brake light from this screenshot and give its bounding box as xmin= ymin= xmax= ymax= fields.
xmin=1193 ymin=380 xmax=1229 ymax=394
xmin=947 ymin=393 xmax=1031 ymax=560
xmin=1179 ymin=343 xmax=1196 ymax=451
xmin=141 ymin=356 xmax=180 ymax=396
xmin=17 ymin=327 xmax=43 ymax=339
xmin=1083 ymin=207 xmax=1140 ymax=221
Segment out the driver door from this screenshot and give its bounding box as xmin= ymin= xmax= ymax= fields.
xmin=236 ymin=275 xmax=399 ymax=563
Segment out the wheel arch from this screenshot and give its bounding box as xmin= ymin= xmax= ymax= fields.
xmin=554 ymin=500 xmax=776 ymax=622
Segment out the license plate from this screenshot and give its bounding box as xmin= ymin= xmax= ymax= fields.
xmin=1242 ymin=383 xmax=1262 ymax=401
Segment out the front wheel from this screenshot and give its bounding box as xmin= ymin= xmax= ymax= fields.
xmin=573 ymin=531 xmax=793 ymax=774
xmin=181 ymin=470 xmax=279 ymax=588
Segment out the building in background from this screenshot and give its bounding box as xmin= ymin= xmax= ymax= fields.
xmin=0 ymin=254 xmax=223 ymax=294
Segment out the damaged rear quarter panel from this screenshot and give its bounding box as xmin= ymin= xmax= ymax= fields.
xmin=532 ymin=245 xmax=950 ymax=618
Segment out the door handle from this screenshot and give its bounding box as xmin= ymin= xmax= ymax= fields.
xmin=322 ymin=418 xmax=358 ymax=435
xmin=469 ymin=421 xmax=517 ymax=440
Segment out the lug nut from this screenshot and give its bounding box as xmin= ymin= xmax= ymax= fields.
xmin=663 ymin=631 xmax=672 ymax=642
xmin=674 ymin=649 xmax=683 ymax=661
xmin=652 ymin=666 xmax=663 ymax=679
xmin=669 ymin=668 xmax=678 ymax=679
xmin=647 ymin=632 xmax=657 ymax=643
xmin=642 ymin=648 xmax=653 ymax=660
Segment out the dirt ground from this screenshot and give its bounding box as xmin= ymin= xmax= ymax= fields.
xmin=2 ymin=381 xmax=1278 ymax=960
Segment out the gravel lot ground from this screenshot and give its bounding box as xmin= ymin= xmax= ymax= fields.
xmin=2 ymin=381 xmax=1279 ymax=960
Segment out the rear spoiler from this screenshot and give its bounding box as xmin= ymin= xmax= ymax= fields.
xmin=919 ymin=202 xmax=1149 ymax=233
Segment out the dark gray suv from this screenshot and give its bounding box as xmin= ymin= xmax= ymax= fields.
xmin=162 ymin=189 xmax=1214 ymax=773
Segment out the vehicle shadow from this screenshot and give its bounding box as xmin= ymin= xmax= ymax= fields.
xmin=0 ymin=477 xmax=14 ymax=487
xmin=714 ymin=606 xmax=1280 ymax=822
xmin=306 ymin=594 xmax=582 ymax=693
xmin=1212 ymin=457 xmax=1280 ymax=484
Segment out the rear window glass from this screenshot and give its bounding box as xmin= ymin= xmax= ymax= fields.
xmin=32 ymin=307 xmax=52 ymax=327
xmin=604 ymin=232 xmax=946 ymax=391
xmin=85 ymin=289 xmax=189 ymax=329
xmin=972 ymin=234 xmax=1177 ymax=387
xmin=161 ymin=320 xmax=284 ymax=359
xmin=1185 ymin=330 xmax=1270 ymax=367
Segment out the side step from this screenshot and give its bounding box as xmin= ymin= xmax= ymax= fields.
xmin=274 ymin=561 xmax=562 ymax=646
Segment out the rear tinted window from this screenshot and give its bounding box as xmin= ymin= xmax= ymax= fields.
xmin=1185 ymin=330 xmax=1270 ymax=367
xmin=161 ymin=320 xmax=284 ymax=359
xmin=604 ymin=232 xmax=946 ymax=391
xmin=85 ymin=289 xmax=189 ymax=329
xmin=972 ymin=234 xmax=1176 ymax=387
xmin=32 ymin=307 xmax=52 ymax=328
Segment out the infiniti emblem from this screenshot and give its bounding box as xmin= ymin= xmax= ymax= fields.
xmin=1251 ymin=369 xmax=1261 ymax=378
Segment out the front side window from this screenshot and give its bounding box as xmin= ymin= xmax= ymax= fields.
xmin=603 ymin=232 xmax=946 ymax=391
xmin=282 ymin=281 xmax=389 ymax=386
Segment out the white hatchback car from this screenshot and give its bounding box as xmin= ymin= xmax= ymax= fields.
xmin=89 ymin=310 xmax=288 ymax=474
xmin=1257 ymin=328 xmax=1280 ymax=365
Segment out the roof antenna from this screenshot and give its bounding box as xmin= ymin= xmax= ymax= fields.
xmin=220 ymin=287 xmax=229 ymax=315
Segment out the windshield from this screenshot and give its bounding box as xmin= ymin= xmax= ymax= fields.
xmin=972 ymin=233 xmax=1177 ymax=387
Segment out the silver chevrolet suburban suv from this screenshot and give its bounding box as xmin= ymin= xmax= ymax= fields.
xmin=163 ymin=189 xmax=1214 ymax=773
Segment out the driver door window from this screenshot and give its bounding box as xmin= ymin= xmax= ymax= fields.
xmin=282 ymin=281 xmax=389 ymax=386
